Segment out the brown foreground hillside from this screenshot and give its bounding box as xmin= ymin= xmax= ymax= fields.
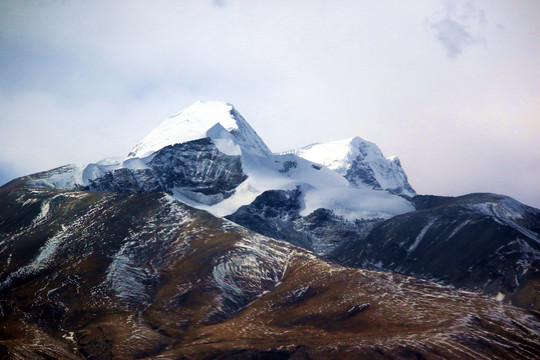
xmin=0 ymin=179 xmax=539 ymax=359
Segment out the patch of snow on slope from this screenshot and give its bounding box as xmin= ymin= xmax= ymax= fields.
xmin=500 ymin=219 xmax=539 ymax=241
xmin=408 ymin=220 xmax=436 ymax=254
xmin=210 ymin=230 xmax=292 ymax=319
xmin=0 ymin=228 xmax=70 ymax=291
xmin=28 ymin=164 xmax=85 ymax=189
xmin=447 ymin=220 xmax=471 ymax=240
xmin=105 ymin=241 xmax=153 ymax=306
xmin=469 ymin=197 xmax=532 ymax=221
xmin=466 ymin=197 xmax=539 ymax=241
xmin=32 ymin=200 xmax=51 ymax=225
xmin=301 ymin=186 xmax=414 ymax=221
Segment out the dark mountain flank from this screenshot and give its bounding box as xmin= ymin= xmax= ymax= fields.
xmin=332 ymin=193 xmax=540 ymax=310
xmin=228 ymin=189 xmax=540 ymax=310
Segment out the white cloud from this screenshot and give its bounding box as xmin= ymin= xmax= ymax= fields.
xmin=212 ymin=0 xmax=226 ymax=7
xmin=431 ymin=18 xmax=475 ymax=58
xmin=429 ymin=1 xmax=486 ymax=58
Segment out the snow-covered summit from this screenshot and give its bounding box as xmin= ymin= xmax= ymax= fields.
xmin=128 ymin=101 xmax=271 ymax=158
xmin=29 ymin=102 xmax=415 ymax=222
xmin=286 ymin=136 xmax=416 ymax=196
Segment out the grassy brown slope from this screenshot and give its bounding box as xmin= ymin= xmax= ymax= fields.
xmin=0 ymin=183 xmax=539 ymax=359
xmin=172 ymin=257 xmax=540 ymax=359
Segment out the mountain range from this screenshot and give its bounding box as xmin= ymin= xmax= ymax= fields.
xmin=1 ymin=101 xmax=539 ymax=359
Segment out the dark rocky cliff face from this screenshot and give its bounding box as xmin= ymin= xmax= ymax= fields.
xmin=226 ymin=188 xmax=311 ymax=250
xmin=226 ymin=188 xmax=382 ymax=257
xmin=344 ymin=155 xmax=382 ymax=189
xmin=86 ymin=138 xmax=247 ymax=204
xmin=1 ymin=180 xmax=539 ymax=359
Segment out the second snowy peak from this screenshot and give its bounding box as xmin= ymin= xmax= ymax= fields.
xmin=287 ymin=136 xmax=415 ymax=196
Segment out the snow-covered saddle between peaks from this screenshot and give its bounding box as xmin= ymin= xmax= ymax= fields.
xmin=31 ymin=100 xmax=415 ymax=221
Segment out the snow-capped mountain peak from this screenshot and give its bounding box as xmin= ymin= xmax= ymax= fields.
xmin=128 ymin=101 xmax=271 ymax=158
xmin=286 ymin=136 xmax=416 ymax=196
xmin=30 ymin=101 xmax=414 ymax=223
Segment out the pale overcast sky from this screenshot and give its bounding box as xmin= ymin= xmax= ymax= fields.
xmin=1 ymin=0 xmax=539 ymax=208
